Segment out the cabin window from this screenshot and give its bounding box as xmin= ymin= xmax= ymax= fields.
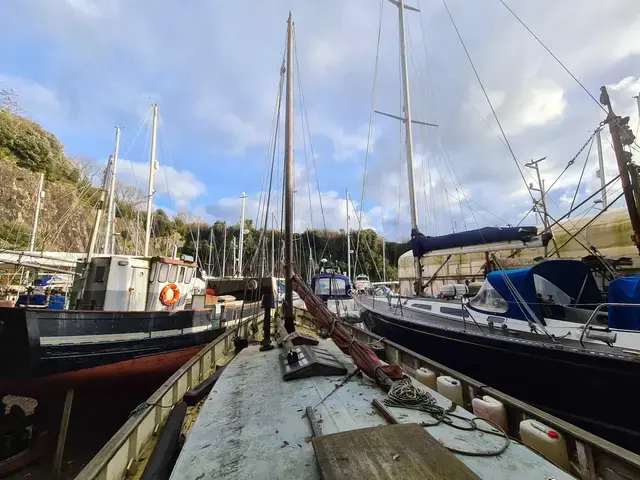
xmin=168 ymin=265 xmax=178 ymax=283
xmin=158 ymin=264 xmax=169 ymax=283
xmin=440 ymin=306 xmax=469 ymax=318
xmin=94 ymin=265 xmax=106 ymax=283
xmin=469 ymin=280 xmax=508 ymax=313
xmin=410 ymin=303 xmax=431 ymax=310
xmin=149 ymin=263 xmax=157 ymax=283
xmin=533 ymin=274 xmax=572 ymax=306
xmin=178 ymin=267 xmax=185 ymax=283
xmin=314 ymin=278 xmax=347 ymax=296
xmin=185 ymin=267 xmax=194 ymax=284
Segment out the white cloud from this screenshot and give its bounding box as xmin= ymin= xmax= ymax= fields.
xmin=118 ymin=160 xmax=206 ymax=210
xmin=0 ymin=74 xmax=61 ymax=120
xmin=519 ymin=84 xmax=567 ymax=130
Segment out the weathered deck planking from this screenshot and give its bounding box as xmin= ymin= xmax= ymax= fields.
xmin=312 ymin=423 xmax=480 ymax=480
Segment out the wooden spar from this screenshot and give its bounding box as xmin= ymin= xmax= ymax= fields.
xmin=283 ymin=12 xmax=295 ymax=333
xmin=600 ymin=86 xmax=640 ymax=254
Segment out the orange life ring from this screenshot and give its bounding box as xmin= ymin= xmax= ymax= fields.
xmin=160 ymin=283 xmax=181 ymax=306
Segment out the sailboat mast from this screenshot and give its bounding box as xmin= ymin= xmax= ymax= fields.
xmin=222 ymin=222 xmax=227 ymax=277
xmin=595 ymin=128 xmax=607 ymax=209
xmin=103 ymin=126 xmax=121 ymax=255
xmin=208 ymin=227 xmax=213 ymax=276
xmin=395 ymin=0 xmax=423 ymax=293
xmin=238 ymin=192 xmax=247 ymax=276
xmin=144 ymin=104 xmax=158 ymax=257
xmin=271 ymin=213 xmax=275 ymax=276
xmin=28 ymin=172 xmax=45 ymax=252
xmin=283 ymin=12 xmax=295 ymax=333
xmin=346 ymin=188 xmax=351 ymax=281
xmin=600 ymin=86 xmax=640 ymax=253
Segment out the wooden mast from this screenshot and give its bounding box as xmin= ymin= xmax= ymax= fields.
xmin=600 ymin=86 xmax=640 ymax=254
xmin=283 ymin=12 xmax=295 ymax=333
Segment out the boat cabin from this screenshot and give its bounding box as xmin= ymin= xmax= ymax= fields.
xmin=69 ymin=255 xmax=201 ymax=312
xmin=311 ymin=273 xmax=352 ymax=301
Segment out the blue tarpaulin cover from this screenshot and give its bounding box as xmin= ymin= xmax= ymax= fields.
xmin=472 ymin=260 xmax=601 ymax=322
xmin=411 ymin=226 xmax=538 ymax=257
xmin=608 ymin=276 xmax=640 ymax=330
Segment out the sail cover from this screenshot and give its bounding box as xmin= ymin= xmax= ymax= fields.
xmin=472 ymin=260 xmax=602 ymax=321
xmin=412 ymin=226 xmax=538 ymax=257
xmin=608 ymin=276 xmax=640 ymax=330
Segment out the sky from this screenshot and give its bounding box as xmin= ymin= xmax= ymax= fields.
xmin=1 ymin=0 xmax=639 ymax=241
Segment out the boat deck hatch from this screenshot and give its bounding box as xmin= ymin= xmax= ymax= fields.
xmin=279 ymin=345 xmax=347 ymax=381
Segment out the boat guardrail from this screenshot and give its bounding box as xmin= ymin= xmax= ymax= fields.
xmin=293 ymin=308 xmax=640 ymax=480
xmin=75 ymin=310 xmax=264 ymax=480
xmin=580 ymin=302 xmax=640 ymax=346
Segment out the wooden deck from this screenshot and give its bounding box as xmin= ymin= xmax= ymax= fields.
xmin=171 ymin=340 xmax=574 ymax=480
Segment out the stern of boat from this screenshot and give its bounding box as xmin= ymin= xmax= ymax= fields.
xmin=0 ymin=307 xmax=40 ymax=380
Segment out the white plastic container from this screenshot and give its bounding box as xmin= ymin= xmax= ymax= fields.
xmin=519 ymin=419 xmax=569 ymax=470
xmin=436 ymin=376 xmax=463 ymax=405
xmin=472 ymin=395 xmax=508 ymax=432
xmin=415 ymin=367 xmax=437 ymax=390
xmin=439 ymin=284 xmax=468 ymax=298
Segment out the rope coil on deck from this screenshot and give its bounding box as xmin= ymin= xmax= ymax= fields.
xmin=383 ymin=377 xmax=509 ymax=457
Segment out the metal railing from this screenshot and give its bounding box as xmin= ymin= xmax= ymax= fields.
xmin=75 ymin=310 xmax=264 ymax=480
xmin=293 ymin=308 xmax=640 ymax=480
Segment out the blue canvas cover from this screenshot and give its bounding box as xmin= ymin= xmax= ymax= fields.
xmin=608 ymin=276 xmax=640 ymax=330
xmin=411 ymin=226 xmax=538 ymax=257
xmin=472 ymin=260 xmax=601 ymax=321
xmin=310 ymin=273 xmax=352 ymax=300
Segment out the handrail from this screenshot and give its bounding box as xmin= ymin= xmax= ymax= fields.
xmin=579 ymin=302 xmax=640 ymax=346
xmin=76 ymin=309 xmax=264 ymax=480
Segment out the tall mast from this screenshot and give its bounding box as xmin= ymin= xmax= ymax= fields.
xmin=195 ymin=223 xmax=200 ymax=266
xmin=283 ymin=12 xmax=295 ymax=333
xmin=208 ymin=227 xmax=214 ymax=276
xmin=595 ymin=128 xmax=607 ymax=209
xmin=238 ymin=192 xmax=247 ymax=276
xmin=346 ymin=188 xmax=351 ymax=281
xmin=28 ymin=172 xmax=45 ymax=252
xmin=600 ymin=86 xmax=640 ymax=253
xmin=271 ymin=213 xmax=275 ymax=276
xmin=222 ymin=222 xmax=227 ymax=277
xmin=232 ymin=236 xmax=237 ymax=277
xmin=382 ymin=237 xmax=386 ymax=283
xmin=384 ymin=0 xmax=431 ymax=295
xmin=103 ymin=126 xmax=121 ymax=254
xmin=144 ymin=104 xmax=158 ymax=257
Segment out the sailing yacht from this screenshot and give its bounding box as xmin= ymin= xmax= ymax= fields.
xmin=353 ymin=0 xmax=640 ymax=453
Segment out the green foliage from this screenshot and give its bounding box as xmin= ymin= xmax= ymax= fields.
xmin=0 ymin=111 xmax=80 ymax=183
xmin=0 ymin=220 xmax=31 ymax=249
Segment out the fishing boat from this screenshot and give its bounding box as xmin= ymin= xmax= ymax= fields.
xmin=0 ymin=106 xmax=262 ymax=398
xmin=77 ymin=16 xmax=640 ymax=478
xmin=354 ymin=0 xmax=640 ymax=453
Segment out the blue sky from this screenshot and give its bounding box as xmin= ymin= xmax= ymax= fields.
xmin=1 ymin=0 xmax=639 ymax=241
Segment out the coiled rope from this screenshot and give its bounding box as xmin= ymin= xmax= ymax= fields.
xmin=384 ymin=376 xmax=510 ymax=457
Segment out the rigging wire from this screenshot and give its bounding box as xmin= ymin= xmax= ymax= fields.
xmin=567 ymin=134 xmax=596 ymax=216
xmin=440 ymin=0 xmax=536 ymax=208
xmin=353 ymin=0 xmax=384 ymax=279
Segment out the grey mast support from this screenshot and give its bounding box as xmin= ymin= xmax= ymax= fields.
xmin=144 ymin=104 xmax=158 ymax=257
xmin=596 ymin=128 xmax=607 ymax=209
xmin=103 ymin=126 xmax=121 ymax=255
xmin=284 ymin=12 xmax=295 ymax=333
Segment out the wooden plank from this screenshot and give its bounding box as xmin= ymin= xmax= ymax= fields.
xmin=312 ymin=423 xmax=480 ymax=480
